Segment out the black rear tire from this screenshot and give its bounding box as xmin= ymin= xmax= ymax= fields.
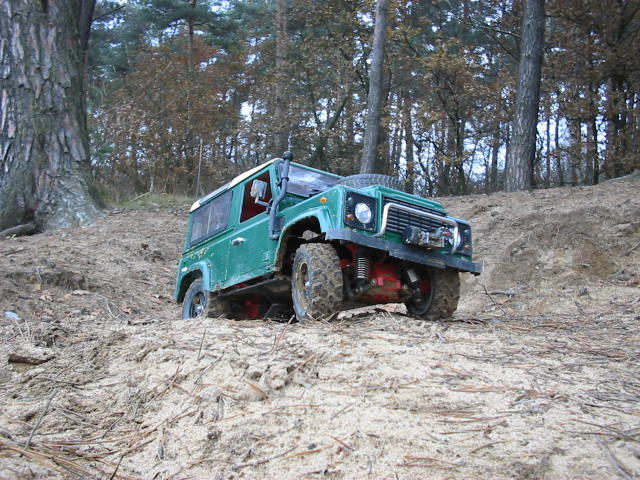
xmin=291 ymin=243 xmax=343 ymax=322
xmin=337 ymin=174 xmax=406 ymax=192
xmin=405 ymin=267 xmax=460 ymax=320
xmin=182 ymin=280 xmax=208 ymax=319
xmin=182 ymin=279 xmax=232 ymax=319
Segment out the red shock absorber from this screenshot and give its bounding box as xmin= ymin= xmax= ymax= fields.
xmin=356 ymin=250 xmax=370 ymax=282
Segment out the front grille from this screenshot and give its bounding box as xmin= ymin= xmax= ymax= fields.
xmin=382 ymin=196 xmax=449 ymax=235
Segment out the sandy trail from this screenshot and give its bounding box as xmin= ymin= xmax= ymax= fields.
xmin=1 ymin=178 xmax=639 ymax=479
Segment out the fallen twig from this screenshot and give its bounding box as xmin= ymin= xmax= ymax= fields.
xmin=197 ymin=328 xmax=207 ymax=361
xmin=286 ymin=446 xmax=330 ymax=458
xmin=108 ymin=454 xmax=125 ymax=480
xmin=232 ymin=446 xmax=296 ymax=470
xmin=0 ymin=437 xmax=94 ymax=477
xmin=123 ymin=191 xmax=151 ymax=205
xmin=574 ymin=420 xmax=639 ymax=443
xmin=244 ymin=380 xmax=269 ymax=400
xmin=26 ymin=389 xmax=58 ymax=448
xmin=470 ymin=440 xmax=516 ymax=454
xmin=330 ymin=403 xmax=355 ymax=420
xmin=397 ymin=454 xmax=459 ymax=469
xmin=269 ymin=321 xmax=292 ymax=354
xmin=0 ymin=223 xmax=36 ymax=239
xmin=489 ymin=288 xmax=521 ymax=296
xmin=622 ymin=240 xmax=640 ymax=257
xmin=599 ymin=440 xmax=636 ymax=480
xmin=328 ymin=435 xmax=353 ymax=453
xmin=482 ymin=284 xmax=508 ymax=316
xmin=285 ymin=354 xmax=317 ymax=381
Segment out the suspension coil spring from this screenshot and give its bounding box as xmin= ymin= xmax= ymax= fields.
xmin=356 ymin=254 xmax=370 ymax=281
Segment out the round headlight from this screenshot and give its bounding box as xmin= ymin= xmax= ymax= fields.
xmin=453 ymin=229 xmax=462 ymax=250
xmin=354 ymin=203 xmax=372 ymax=224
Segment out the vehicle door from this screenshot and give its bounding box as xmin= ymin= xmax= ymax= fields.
xmin=186 ymin=190 xmax=235 ymax=290
xmin=225 ymin=169 xmax=278 ymax=283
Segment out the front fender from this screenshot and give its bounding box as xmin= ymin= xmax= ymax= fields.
xmin=275 ymin=210 xmax=334 ymax=258
xmin=275 ymin=192 xmax=343 ymax=268
xmin=175 ymin=261 xmax=212 ymax=301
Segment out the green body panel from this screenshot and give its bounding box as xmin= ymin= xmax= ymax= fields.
xmin=358 ymin=185 xmax=447 ymax=215
xmin=175 ymin=162 xmax=476 ymax=301
xmin=278 ymin=187 xmax=344 ymax=231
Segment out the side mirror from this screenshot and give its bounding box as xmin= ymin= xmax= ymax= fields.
xmin=250 ymin=179 xmax=268 ymax=205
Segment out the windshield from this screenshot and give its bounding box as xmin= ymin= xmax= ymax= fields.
xmin=279 ymin=163 xmax=340 ymax=197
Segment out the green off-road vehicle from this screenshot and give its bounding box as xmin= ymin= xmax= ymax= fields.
xmin=175 ymin=153 xmax=481 ymax=321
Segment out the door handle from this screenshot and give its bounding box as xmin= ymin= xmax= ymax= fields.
xmin=231 ymin=237 xmax=246 ymax=246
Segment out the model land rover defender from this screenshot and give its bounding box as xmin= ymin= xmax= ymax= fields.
xmin=175 ymin=153 xmax=481 ymax=322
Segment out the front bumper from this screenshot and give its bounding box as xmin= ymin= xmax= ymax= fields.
xmin=325 ymin=228 xmax=482 ymax=275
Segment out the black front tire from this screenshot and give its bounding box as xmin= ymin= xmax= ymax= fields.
xmin=405 ymin=267 xmax=460 ymax=320
xmin=291 ymin=243 xmax=343 ymax=322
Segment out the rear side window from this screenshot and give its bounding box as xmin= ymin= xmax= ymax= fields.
xmin=189 ymin=190 xmax=233 ymax=246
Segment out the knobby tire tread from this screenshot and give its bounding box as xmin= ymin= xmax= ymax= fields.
xmin=406 ymin=267 xmax=460 ymax=321
xmin=337 ymin=174 xmax=406 ymax=192
xmin=425 ymin=268 xmax=460 ymax=320
xmin=292 ymin=243 xmax=343 ymax=321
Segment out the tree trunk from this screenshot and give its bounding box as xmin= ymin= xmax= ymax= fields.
xmin=402 ymin=88 xmax=415 ymax=194
xmin=454 ymin=117 xmax=467 ymax=194
xmin=272 ymin=0 xmax=289 ymax=156
xmin=568 ymin=117 xmax=581 ymax=186
xmin=505 ymin=0 xmax=545 ymax=192
xmin=605 ymin=75 xmax=629 ymax=178
xmin=504 ymin=123 xmax=511 ymax=179
xmin=586 ymin=115 xmax=598 ymax=185
xmin=489 ymin=122 xmax=500 ymax=192
xmin=631 ymin=92 xmax=639 ymax=164
xmin=0 ymin=0 xmax=99 ymax=232
xmin=545 ymin=104 xmax=551 ymax=187
xmin=360 ymin=0 xmax=389 ymax=174
xmin=555 ymin=104 xmax=564 ymax=186
xmin=585 ymin=79 xmax=600 ymax=185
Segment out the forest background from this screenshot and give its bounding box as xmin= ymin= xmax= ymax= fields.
xmin=42 ymin=0 xmax=640 ymax=202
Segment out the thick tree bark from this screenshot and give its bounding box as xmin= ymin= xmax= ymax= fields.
xmin=0 ymin=0 xmax=99 ymax=232
xmin=505 ymin=0 xmax=545 ymax=192
xmin=360 ymin=0 xmax=389 ymax=174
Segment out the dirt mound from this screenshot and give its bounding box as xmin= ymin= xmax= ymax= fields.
xmin=1 ymin=181 xmax=639 ymax=479
xmin=442 ymin=181 xmax=640 ymax=317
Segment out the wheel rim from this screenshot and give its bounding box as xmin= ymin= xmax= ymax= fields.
xmin=294 ymin=261 xmax=310 ymax=312
xmin=408 ymin=275 xmax=433 ymax=315
xmin=189 ymin=292 xmax=206 ymax=318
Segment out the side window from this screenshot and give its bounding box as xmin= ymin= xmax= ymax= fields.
xmin=189 ymin=190 xmax=233 ymax=246
xmin=190 ymin=204 xmax=210 ymax=243
xmin=240 ymin=172 xmax=272 ymax=222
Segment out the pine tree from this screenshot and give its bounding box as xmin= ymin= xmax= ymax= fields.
xmin=0 ymin=0 xmax=99 ymax=233
xmin=505 ymin=0 xmax=545 ymax=192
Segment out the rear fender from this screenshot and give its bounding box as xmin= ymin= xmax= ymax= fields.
xmin=176 ymin=262 xmax=211 ymax=302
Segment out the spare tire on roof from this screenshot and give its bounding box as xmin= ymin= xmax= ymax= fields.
xmin=336 ymin=174 xmax=406 ymax=192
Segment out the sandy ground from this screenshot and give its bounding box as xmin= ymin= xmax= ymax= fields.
xmin=0 ymin=178 xmax=639 ymax=479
